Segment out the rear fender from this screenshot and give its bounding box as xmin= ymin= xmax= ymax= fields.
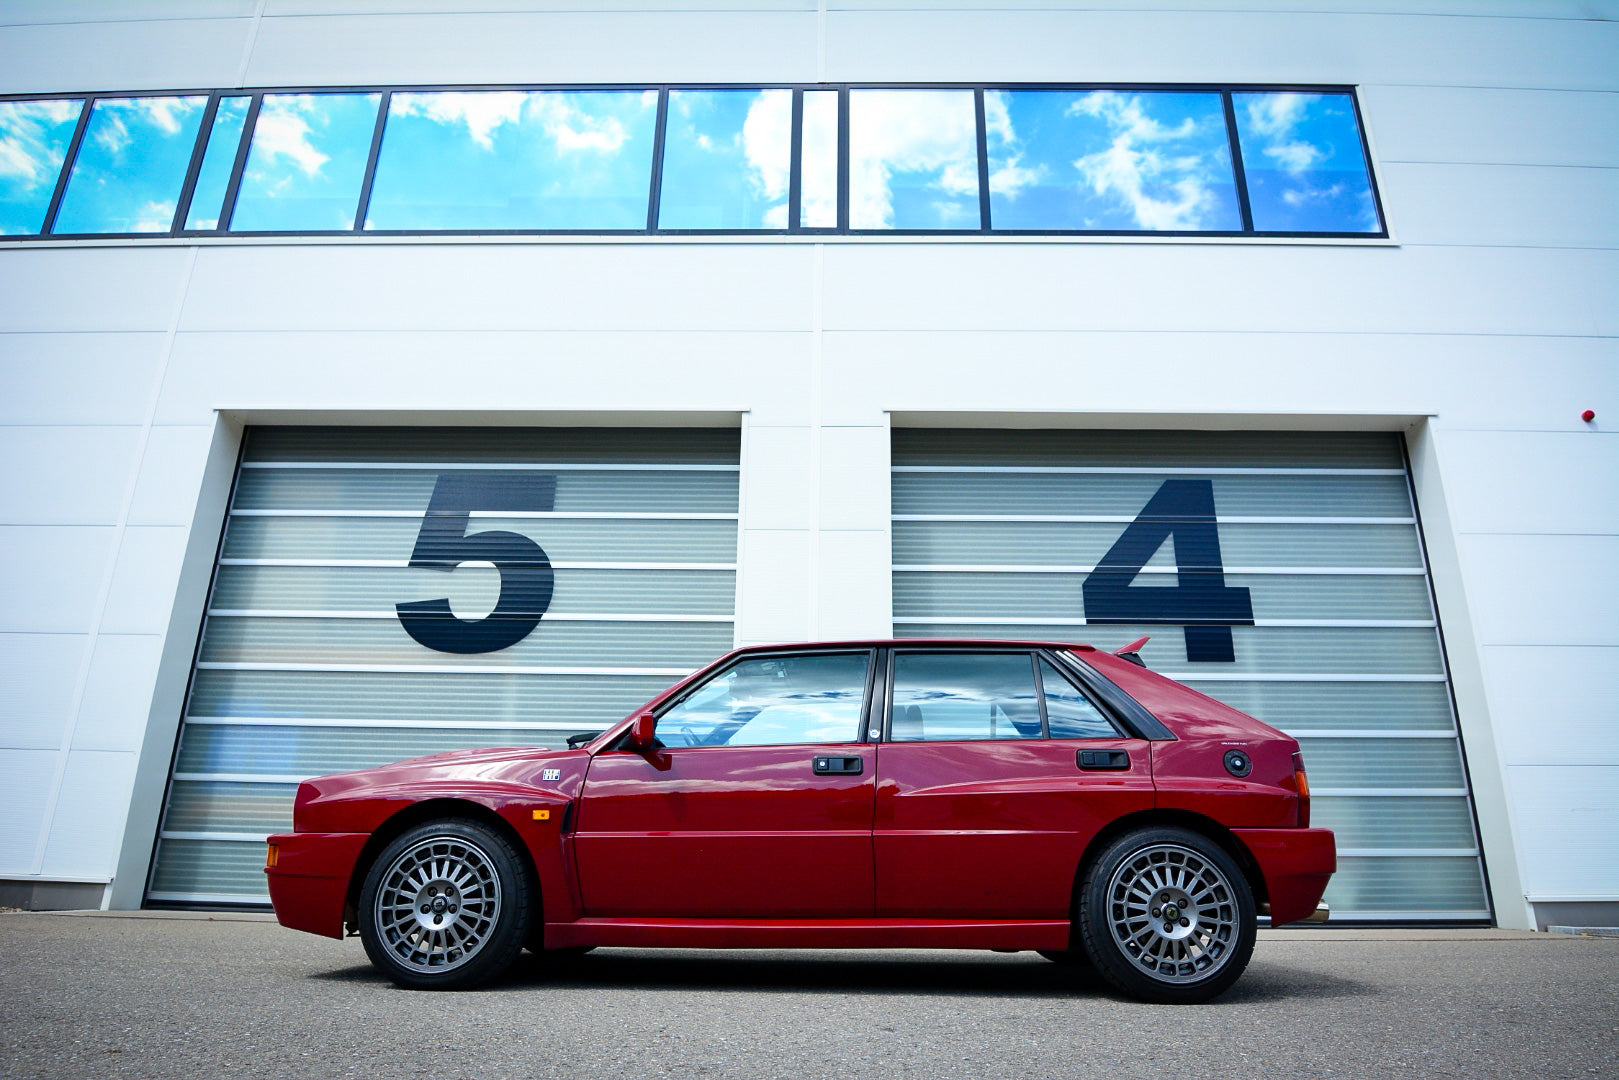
xmin=1232 ymin=827 xmax=1337 ymax=926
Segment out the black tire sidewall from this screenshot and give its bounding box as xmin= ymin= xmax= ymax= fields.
xmin=358 ymin=818 xmax=532 ymax=991
xmin=1078 ymin=825 xmax=1256 ymax=1004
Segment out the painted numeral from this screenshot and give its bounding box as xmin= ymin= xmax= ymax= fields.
xmin=397 ymin=473 xmax=556 ymax=654
xmin=1082 ymin=479 xmax=1254 ymax=662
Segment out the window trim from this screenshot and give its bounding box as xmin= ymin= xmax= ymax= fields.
xmin=627 ymin=646 xmax=880 ymax=751
xmin=1051 ymin=649 xmax=1178 ymax=742
xmin=1034 ymin=652 xmax=1126 ymax=742
xmin=883 ymin=646 xmax=1054 ymax=745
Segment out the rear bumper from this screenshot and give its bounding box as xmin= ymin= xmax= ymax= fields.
xmin=264 ymin=832 xmax=370 ymax=940
xmin=1232 ymin=827 xmax=1337 ymax=927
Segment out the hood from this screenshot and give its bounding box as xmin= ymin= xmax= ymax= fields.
xmin=297 ymin=743 xmax=580 ymax=805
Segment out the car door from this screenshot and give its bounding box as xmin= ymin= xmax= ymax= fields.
xmin=874 ymin=648 xmax=1155 ymax=920
xmin=573 ymin=649 xmax=878 ymax=918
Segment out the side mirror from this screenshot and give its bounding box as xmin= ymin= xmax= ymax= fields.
xmin=623 ymin=710 xmax=658 ymax=752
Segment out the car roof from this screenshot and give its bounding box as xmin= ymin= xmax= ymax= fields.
xmin=725 ymin=639 xmax=1101 ymax=653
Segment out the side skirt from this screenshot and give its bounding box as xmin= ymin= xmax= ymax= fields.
xmin=544 ymin=918 xmax=1072 ymax=951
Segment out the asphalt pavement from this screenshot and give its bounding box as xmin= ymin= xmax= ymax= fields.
xmin=1 ymin=911 xmax=1616 ymax=1080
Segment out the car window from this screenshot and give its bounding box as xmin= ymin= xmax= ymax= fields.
xmin=1040 ymin=657 xmax=1122 ymax=739
xmin=890 ymin=652 xmax=1042 ymax=742
xmin=656 ymin=652 xmax=870 ymax=747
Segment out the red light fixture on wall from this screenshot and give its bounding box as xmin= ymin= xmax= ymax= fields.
xmin=1582 ymin=410 xmax=1596 ymax=423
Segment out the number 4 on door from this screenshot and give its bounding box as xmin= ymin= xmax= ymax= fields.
xmin=1081 ymin=479 xmax=1254 ymax=663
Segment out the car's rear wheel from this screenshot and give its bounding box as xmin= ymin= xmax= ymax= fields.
xmin=358 ymin=818 xmax=531 ymax=990
xmin=1078 ymin=825 xmax=1255 ymax=1004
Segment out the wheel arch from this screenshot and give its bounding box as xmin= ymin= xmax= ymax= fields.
xmin=343 ymin=797 xmax=542 ymax=937
xmin=1072 ymin=809 xmax=1270 ymax=915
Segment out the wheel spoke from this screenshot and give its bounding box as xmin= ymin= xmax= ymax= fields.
xmin=370 ymin=832 xmax=505 ymax=976
xmin=1106 ymin=840 xmax=1246 ymax=987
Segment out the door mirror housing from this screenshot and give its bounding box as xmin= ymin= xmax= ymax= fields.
xmin=624 ymin=710 xmax=658 ymax=752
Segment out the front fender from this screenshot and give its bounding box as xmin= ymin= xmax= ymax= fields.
xmin=272 ymin=767 xmax=588 ymax=939
xmin=348 ymin=788 xmax=586 ymax=928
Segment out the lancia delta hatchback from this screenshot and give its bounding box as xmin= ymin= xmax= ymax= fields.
xmin=266 ymin=640 xmax=1334 ymax=1003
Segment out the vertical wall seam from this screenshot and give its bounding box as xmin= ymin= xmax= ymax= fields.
xmin=809 ymin=243 xmax=825 ymax=638
xmin=27 ymin=247 xmax=201 ymax=885
xmin=817 ymin=0 xmax=827 ymax=84
xmin=233 ymin=0 xmax=268 ymax=88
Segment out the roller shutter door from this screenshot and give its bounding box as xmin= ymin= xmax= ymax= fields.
xmin=892 ymin=429 xmax=1489 ymax=922
xmin=148 ymin=427 xmax=738 ymax=906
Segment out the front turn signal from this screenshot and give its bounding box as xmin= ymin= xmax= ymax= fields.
xmin=265 ymin=842 xmax=279 ymax=869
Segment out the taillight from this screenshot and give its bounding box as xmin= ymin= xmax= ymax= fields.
xmin=1292 ymin=751 xmax=1311 ymax=828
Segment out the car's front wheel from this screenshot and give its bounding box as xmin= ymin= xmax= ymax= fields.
xmin=358 ymin=818 xmax=531 ymax=990
xmin=1078 ymin=825 xmax=1256 ymax=1004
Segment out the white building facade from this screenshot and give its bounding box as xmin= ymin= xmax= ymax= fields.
xmin=0 ymin=0 xmax=1614 ymax=931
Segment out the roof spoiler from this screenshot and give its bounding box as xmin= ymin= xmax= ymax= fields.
xmin=1113 ymin=636 xmax=1150 ymax=668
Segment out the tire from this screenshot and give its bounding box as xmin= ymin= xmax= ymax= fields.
xmin=358 ymin=818 xmax=532 ymax=990
xmin=1078 ymin=826 xmax=1256 ymax=1004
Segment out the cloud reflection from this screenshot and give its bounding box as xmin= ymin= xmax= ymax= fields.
xmin=849 ymin=89 xmax=980 ymax=230
xmin=659 ymin=89 xmax=790 ymax=229
xmin=250 ymin=96 xmax=333 ymax=179
xmin=988 ymin=90 xmax=1240 ymax=231
xmin=232 ymin=93 xmax=381 ymax=231
xmin=0 ymin=99 xmax=83 ymax=234
xmin=1233 ymin=91 xmax=1381 ymax=233
xmin=390 ymin=91 xmax=526 ymax=150
xmin=365 ymin=90 xmax=657 ymax=230
xmin=53 ymin=96 xmax=206 ymax=234
xmin=1069 ymin=92 xmax=1222 ymax=230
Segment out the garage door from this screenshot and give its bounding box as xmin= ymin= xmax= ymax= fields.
xmin=147 ymin=427 xmax=738 ymax=906
xmin=892 ymin=429 xmax=1490 ymax=922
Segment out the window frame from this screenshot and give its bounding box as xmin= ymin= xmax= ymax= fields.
xmin=1035 ymin=653 xmax=1125 ymax=741
xmin=0 ymin=81 xmax=1388 ymax=241
xmin=886 ymin=647 xmax=1049 ymax=744
xmin=643 ymin=646 xmax=881 ymax=750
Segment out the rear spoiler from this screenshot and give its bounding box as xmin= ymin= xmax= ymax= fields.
xmin=1113 ymin=636 xmax=1150 ymax=668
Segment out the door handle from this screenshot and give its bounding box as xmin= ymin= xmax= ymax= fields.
xmin=813 ymin=756 xmax=864 ymax=776
xmin=1078 ymin=749 xmax=1130 ymax=771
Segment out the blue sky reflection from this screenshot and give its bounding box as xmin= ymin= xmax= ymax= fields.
xmin=231 ymin=93 xmax=380 ymax=231
xmin=658 ymin=89 xmax=789 ymax=230
xmin=365 ymin=90 xmax=657 ymax=230
xmin=0 ymin=99 xmax=83 ymax=234
xmin=987 ymin=90 xmax=1240 ymax=231
xmin=53 ymin=96 xmax=206 ymax=234
xmin=849 ymin=90 xmax=980 ymax=230
xmin=1233 ymin=92 xmax=1381 ymax=233
xmin=185 ymin=96 xmax=250 ymax=230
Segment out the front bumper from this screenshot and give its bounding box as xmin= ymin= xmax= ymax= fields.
xmin=264 ymin=832 xmax=370 ymax=940
xmin=1232 ymin=827 xmax=1337 ymax=927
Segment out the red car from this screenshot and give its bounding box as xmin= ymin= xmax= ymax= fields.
xmin=265 ymin=640 xmax=1334 ymax=1003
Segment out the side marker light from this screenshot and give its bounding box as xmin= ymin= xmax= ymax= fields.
xmin=532 ymin=809 xmax=550 ymax=821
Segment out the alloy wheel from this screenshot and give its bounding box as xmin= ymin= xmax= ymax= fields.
xmin=1104 ymin=841 xmax=1241 ymax=984
xmin=372 ymin=834 xmax=503 ymax=974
